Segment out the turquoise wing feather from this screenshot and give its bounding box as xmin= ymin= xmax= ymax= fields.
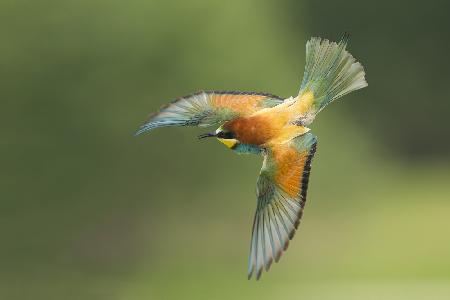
xmin=135 ymin=91 xmax=283 ymax=135
xmin=248 ymin=133 xmax=317 ymax=280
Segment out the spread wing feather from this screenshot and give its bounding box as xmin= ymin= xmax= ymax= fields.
xmin=248 ymin=133 xmax=317 ymax=280
xmin=135 ymin=91 xmax=283 ymax=135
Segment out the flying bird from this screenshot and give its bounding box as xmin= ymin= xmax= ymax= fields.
xmin=136 ymin=35 xmax=367 ymax=280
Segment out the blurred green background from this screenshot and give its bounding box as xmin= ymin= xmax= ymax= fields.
xmin=2 ymin=0 xmax=450 ymax=299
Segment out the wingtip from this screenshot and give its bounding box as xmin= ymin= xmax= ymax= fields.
xmin=256 ymin=268 xmax=263 ymax=281
xmin=274 ymin=250 xmax=282 ymax=263
xmin=265 ymin=257 xmax=273 ymax=272
xmin=283 ymin=239 xmax=290 ymax=251
xmin=341 ymin=31 xmax=350 ymax=44
xmin=248 ymin=266 xmax=264 ymax=281
xmin=134 ymin=124 xmax=150 ymax=136
xmin=247 ymin=266 xmax=254 ymax=280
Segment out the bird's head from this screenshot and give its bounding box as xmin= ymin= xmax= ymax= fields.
xmin=198 ymin=127 xmax=239 ymax=149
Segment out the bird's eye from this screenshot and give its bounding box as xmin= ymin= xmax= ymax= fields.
xmin=217 ymin=131 xmax=235 ymax=139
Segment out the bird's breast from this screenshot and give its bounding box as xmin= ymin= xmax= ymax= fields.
xmin=224 ymin=115 xmax=284 ymax=146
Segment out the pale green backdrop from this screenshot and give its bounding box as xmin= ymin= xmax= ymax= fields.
xmin=2 ymin=0 xmax=450 ymax=299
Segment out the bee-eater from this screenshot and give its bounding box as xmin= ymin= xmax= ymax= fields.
xmin=136 ymin=34 xmax=367 ymax=280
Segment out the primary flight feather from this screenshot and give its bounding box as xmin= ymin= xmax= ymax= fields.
xmin=136 ymin=34 xmax=367 ymax=280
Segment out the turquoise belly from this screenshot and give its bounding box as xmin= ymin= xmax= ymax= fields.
xmin=233 ymin=143 xmax=262 ymax=155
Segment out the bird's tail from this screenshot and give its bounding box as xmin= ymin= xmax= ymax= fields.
xmin=293 ymin=34 xmax=367 ymax=125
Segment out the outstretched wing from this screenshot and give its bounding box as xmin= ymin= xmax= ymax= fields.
xmin=135 ymin=91 xmax=283 ymax=135
xmin=248 ymin=133 xmax=317 ymax=280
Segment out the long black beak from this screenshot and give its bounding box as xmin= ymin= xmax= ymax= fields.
xmin=198 ymin=132 xmax=216 ymax=140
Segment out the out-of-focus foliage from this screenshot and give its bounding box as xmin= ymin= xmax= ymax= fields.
xmin=1 ymin=0 xmax=449 ymax=299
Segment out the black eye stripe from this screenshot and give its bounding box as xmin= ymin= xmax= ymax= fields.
xmin=217 ymin=131 xmax=235 ymax=139
xmin=224 ymin=132 xmax=235 ymax=139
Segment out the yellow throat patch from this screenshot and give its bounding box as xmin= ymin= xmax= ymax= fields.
xmin=218 ymin=138 xmax=238 ymax=149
